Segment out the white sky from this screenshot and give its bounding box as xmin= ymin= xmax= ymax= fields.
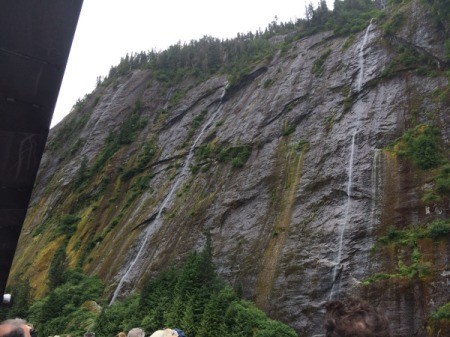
xmin=52 ymin=0 xmax=330 ymax=127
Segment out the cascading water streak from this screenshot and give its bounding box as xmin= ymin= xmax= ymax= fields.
xmin=356 ymin=20 xmax=373 ymax=92
xmin=329 ymin=21 xmax=373 ymax=300
xmin=81 ymin=82 xmax=127 ymax=155
xmin=370 ymin=149 xmax=381 ymax=230
xmin=329 ymin=131 xmax=356 ymax=299
xmin=109 ymin=87 xmax=227 ymax=305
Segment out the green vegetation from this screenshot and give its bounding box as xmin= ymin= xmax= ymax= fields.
xmin=124 ymin=172 xmax=155 ymax=207
xmin=436 ymin=163 xmax=450 ymax=195
xmin=57 ymin=214 xmax=81 ymax=238
xmin=331 ymin=0 xmax=381 ymax=35
xmin=94 ymin=0 xmax=386 ymax=90
xmin=91 ymin=100 xmax=147 ymax=174
xmin=263 ymin=78 xmax=275 ymax=88
xmin=97 ymin=244 xmax=296 ymax=337
xmin=49 ymin=94 xmax=99 ymax=153
xmin=169 ymin=89 xmax=187 ymax=106
xmin=392 ymin=125 xmax=442 ymax=170
xmin=192 ymin=143 xmax=252 ymax=171
xmin=342 ymin=86 xmax=353 ymax=112
xmin=423 ymin=0 xmax=450 ymax=35
xmin=362 ymin=254 xmax=431 ymax=285
xmin=445 ymin=38 xmax=450 ymax=62
xmin=431 ymin=302 xmax=450 ymax=320
xmin=294 ymin=139 xmax=310 ymax=152
xmin=312 ymin=49 xmax=331 ymax=76
xmin=363 ymin=219 xmax=449 ymax=285
xmin=302 ymin=0 xmax=381 ymax=37
xmin=30 ymin=270 xmax=104 ymax=337
xmin=378 ymin=219 xmax=450 ymax=246
xmin=48 ymin=245 xmax=68 ymax=290
xmin=183 ymin=111 xmax=208 ymax=146
xmin=390 ymin=125 xmax=448 ymax=204
xmin=0 ymin=279 xmax=32 ymax=320
xmin=121 ymin=139 xmax=157 ymax=181
xmin=282 ymin=124 xmax=296 ymax=136
xmin=381 ymin=45 xmax=437 ymax=78
xmin=382 ymin=12 xmax=405 ymax=36
xmin=3 ymin=247 xmax=296 ymax=337
xmin=324 ymin=111 xmax=336 ymax=131
xmin=217 ymin=145 xmax=252 ymax=168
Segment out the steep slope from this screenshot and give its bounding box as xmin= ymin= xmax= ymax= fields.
xmin=10 ymin=1 xmax=449 ymax=336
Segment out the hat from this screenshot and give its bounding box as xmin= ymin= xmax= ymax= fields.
xmin=173 ymin=329 xmax=185 ymax=337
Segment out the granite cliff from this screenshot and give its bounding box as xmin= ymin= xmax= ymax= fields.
xmin=10 ymin=1 xmax=449 ymax=336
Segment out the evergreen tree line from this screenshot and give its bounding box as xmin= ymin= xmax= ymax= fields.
xmin=1 ymin=244 xmax=297 ymax=337
xmin=100 ymin=0 xmax=384 ymax=87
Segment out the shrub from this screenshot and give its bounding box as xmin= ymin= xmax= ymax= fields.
xmin=427 ymin=220 xmax=450 ymax=239
xmin=383 ymin=12 xmax=405 ymax=36
xmin=214 ymin=145 xmax=252 ymax=169
xmin=121 ymin=140 xmax=157 ymax=181
xmin=422 ymin=190 xmax=441 ymax=204
xmin=57 ymin=214 xmax=81 ymax=237
xmin=431 ymin=302 xmax=450 ymax=320
xmin=395 ymin=125 xmax=442 ymax=170
xmin=378 ymin=220 xmax=449 ymax=248
xmin=436 ymin=163 xmax=450 ymax=194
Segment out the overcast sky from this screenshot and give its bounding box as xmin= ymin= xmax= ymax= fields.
xmin=52 ymin=0 xmax=331 ymax=127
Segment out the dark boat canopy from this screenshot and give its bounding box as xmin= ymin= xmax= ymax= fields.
xmin=0 ymin=0 xmax=83 ymax=298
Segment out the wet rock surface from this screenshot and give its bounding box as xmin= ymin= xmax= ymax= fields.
xmin=15 ymin=2 xmax=449 ymax=336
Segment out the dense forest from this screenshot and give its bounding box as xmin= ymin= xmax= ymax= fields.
xmin=2 ymin=243 xmax=297 ymax=337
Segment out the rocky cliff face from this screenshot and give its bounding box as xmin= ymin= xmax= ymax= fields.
xmin=11 ymin=1 xmax=449 ymax=336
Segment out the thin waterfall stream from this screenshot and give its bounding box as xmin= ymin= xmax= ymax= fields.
xmin=370 ymin=149 xmax=382 ymax=230
xmin=329 ymin=21 xmax=373 ymax=300
xmin=110 ymin=86 xmax=227 ymax=305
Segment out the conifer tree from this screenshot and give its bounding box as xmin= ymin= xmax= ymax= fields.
xmin=48 ymin=245 xmax=67 ymax=290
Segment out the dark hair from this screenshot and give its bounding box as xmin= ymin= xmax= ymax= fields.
xmin=324 ymin=297 xmax=390 ymax=337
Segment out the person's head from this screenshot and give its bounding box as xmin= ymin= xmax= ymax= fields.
xmin=163 ymin=329 xmax=178 ymax=337
xmin=324 ymin=297 xmax=390 ymax=337
xmin=149 ymin=329 xmax=178 ymax=337
xmin=0 ymin=319 xmax=32 ymax=337
xmin=127 ymin=328 xmax=145 ymax=337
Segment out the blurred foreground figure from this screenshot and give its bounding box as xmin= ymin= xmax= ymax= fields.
xmin=149 ymin=329 xmax=179 ymax=337
xmin=324 ymin=298 xmax=390 ymax=337
xmin=0 ymin=319 xmax=32 ymax=337
xmin=127 ymin=328 xmax=145 ymax=337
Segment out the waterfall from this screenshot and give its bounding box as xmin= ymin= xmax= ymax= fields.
xmin=329 ymin=21 xmax=373 ymax=300
xmin=370 ymin=149 xmax=382 ymax=230
xmin=356 ymin=20 xmax=373 ymax=92
xmin=81 ymin=82 xmax=127 ymax=156
xmin=329 ymin=131 xmax=356 ymax=299
xmin=109 ymin=86 xmax=227 ymax=305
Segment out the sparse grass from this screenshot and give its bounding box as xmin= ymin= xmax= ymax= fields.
xmin=282 ymin=124 xmax=296 ymax=136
